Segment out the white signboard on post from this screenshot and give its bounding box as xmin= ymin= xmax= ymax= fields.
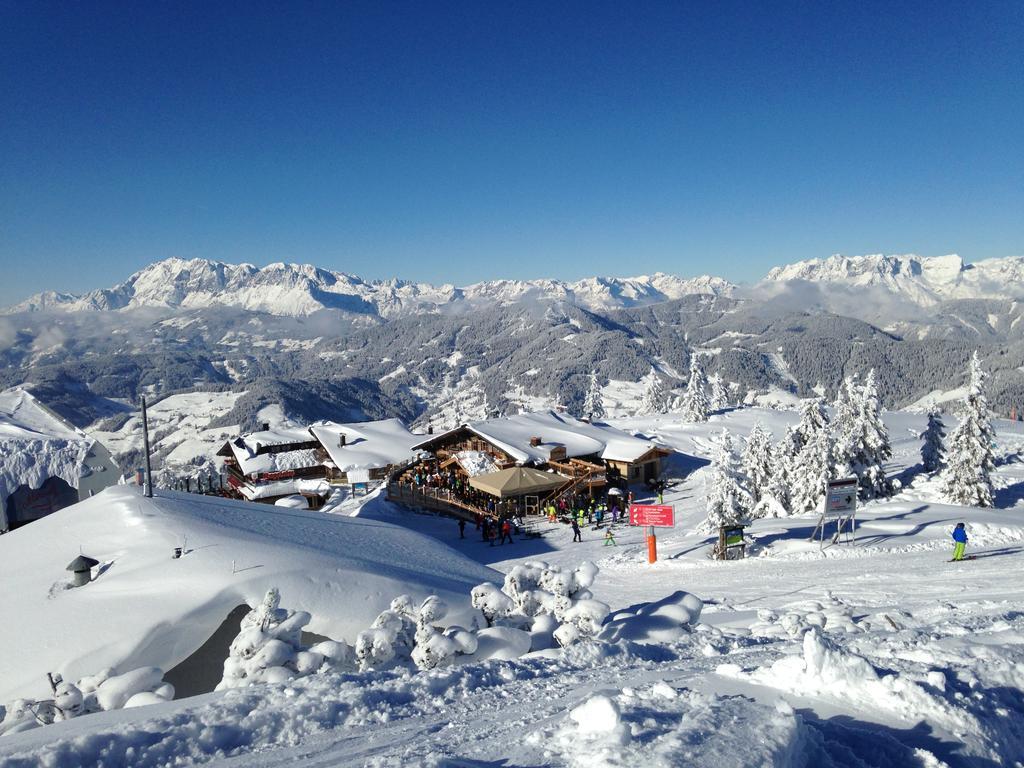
xmin=826 ymin=478 xmax=858 ymax=516
xmin=811 ymin=478 xmax=859 ymax=549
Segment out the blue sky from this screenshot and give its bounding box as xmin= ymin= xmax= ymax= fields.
xmin=1 ymin=0 xmax=1021 ymax=305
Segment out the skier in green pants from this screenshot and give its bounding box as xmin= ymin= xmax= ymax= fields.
xmin=951 ymin=522 xmax=968 ymax=561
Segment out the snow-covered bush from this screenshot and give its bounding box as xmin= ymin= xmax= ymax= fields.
xmin=218 ymin=588 xmax=355 ymax=690
xmin=471 ymin=582 xmax=517 ymax=626
xmin=554 ymin=599 xmax=610 ymax=647
xmin=214 ymin=565 xmax=613 ymax=692
xmin=0 ymin=665 xmax=174 ymax=736
xmin=470 ymin=561 xmax=608 ymax=653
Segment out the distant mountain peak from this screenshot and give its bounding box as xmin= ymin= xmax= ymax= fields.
xmin=763 ymin=253 xmax=1024 ymax=305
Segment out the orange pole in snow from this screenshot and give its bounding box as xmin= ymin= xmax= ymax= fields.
xmin=647 ymin=525 xmax=657 ymax=563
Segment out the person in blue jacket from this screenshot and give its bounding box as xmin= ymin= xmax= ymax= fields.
xmin=951 ymin=522 xmax=968 ymax=561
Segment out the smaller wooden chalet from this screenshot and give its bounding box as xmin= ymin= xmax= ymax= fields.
xmin=411 ymin=410 xmax=672 ymax=491
xmin=217 ymin=424 xmax=329 ymax=507
xmin=219 ymin=418 xmax=422 ymax=507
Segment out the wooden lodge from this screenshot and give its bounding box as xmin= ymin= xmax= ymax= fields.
xmin=408 ymin=410 xmax=672 ymax=505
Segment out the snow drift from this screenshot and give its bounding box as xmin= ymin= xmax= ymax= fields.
xmin=0 ymin=486 xmax=497 ymax=704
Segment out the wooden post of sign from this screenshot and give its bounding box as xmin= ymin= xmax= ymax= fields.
xmin=647 ymin=525 xmax=657 ymax=563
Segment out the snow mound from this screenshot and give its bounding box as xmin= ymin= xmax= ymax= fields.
xmin=749 ymin=593 xmax=862 ymax=639
xmin=0 ymin=486 xmax=497 ymax=703
xmin=718 ymin=628 xmax=982 ymax=742
xmin=598 ymin=591 xmax=704 ymax=644
xmin=537 ymin=684 xmax=803 ymax=768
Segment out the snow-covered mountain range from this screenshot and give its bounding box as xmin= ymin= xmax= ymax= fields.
xmin=2 ymin=258 xmax=733 ymax=318
xmin=6 ymin=253 xmax=1024 ymax=319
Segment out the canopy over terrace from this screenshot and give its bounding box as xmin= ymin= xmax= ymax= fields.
xmin=468 ymin=467 xmax=568 ymax=498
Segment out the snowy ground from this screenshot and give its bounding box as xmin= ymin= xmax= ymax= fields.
xmin=3 ymin=407 xmax=1024 ymax=766
xmin=0 ymin=487 xmax=495 ymax=706
xmin=89 ymin=390 xmax=248 ymax=481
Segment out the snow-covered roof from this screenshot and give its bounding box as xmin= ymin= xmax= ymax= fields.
xmin=225 ymin=425 xmax=320 ymax=476
xmin=454 ymin=450 xmax=499 ymax=477
xmin=0 ymin=388 xmax=84 ymax=443
xmin=309 ymin=418 xmax=421 ymax=473
xmin=0 ymin=485 xmax=498 ymax=704
xmin=0 ymin=388 xmax=95 ymax=529
xmin=236 ymin=477 xmax=330 ymax=502
xmin=416 ymin=410 xmax=668 ymax=466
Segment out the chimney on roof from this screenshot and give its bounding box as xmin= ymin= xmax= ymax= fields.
xmin=261 ymin=422 xmax=270 ymax=432
xmin=428 ymin=424 xmax=434 ymax=435
xmin=530 ymin=436 xmax=542 ymax=447
xmin=339 ymin=433 xmax=347 ymax=447
xmin=66 ymin=554 xmax=100 ymax=588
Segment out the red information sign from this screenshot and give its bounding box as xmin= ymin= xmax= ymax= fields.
xmin=629 ymin=504 xmax=675 ymax=527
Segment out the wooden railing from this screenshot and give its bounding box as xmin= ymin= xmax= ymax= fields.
xmin=386 ymin=481 xmax=488 ymax=521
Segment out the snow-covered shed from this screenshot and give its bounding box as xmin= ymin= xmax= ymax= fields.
xmin=0 ymin=388 xmax=120 ymax=532
xmin=412 ymin=410 xmax=672 ymax=484
xmin=307 ymin=418 xmax=421 ymax=483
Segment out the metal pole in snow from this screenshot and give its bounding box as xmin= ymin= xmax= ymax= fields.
xmin=141 ymin=397 xmax=154 ymax=498
xmin=647 ymin=524 xmax=657 ymax=563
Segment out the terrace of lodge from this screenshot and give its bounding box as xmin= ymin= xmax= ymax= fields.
xmin=387 ymin=410 xmax=672 ymax=521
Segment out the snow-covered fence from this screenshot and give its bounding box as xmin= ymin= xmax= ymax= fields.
xmin=0 ymin=666 xmax=175 ymax=737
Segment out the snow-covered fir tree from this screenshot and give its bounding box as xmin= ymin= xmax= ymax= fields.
xmin=832 ymin=374 xmax=858 ymax=468
xmin=701 ymin=429 xmax=751 ymax=532
xmin=708 ymin=373 xmax=729 ymax=412
xmin=788 ymin=427 xmax=835 ymax=516
xmin=920 ymin=409 xmax=946 ymax=473
xmin=679 ymin=358 xmax=709 ymax=422
xmin=832 ymin=373 xmax=860 ymax=432
xmin=640 ymin=369 xmax=668 ymax=415
xmin=583 ymin=371 xmax=606 ymax=421
xmin=835 ymin=369 xmax=892 ymax=499
xmin=793 ymin=397 xmax=829 ymax=451
xmin=857 ymin=370 xmax=892 ymax=497
xmin=755 ymin=441 xmax=793 ymax=518
xmin=741 ymin=422 xmax=773 ymax=507
xmin=768 ymin=426 xmax=802 ymax=513
xmin=942 ymin=352 xmax=996 ymax=507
